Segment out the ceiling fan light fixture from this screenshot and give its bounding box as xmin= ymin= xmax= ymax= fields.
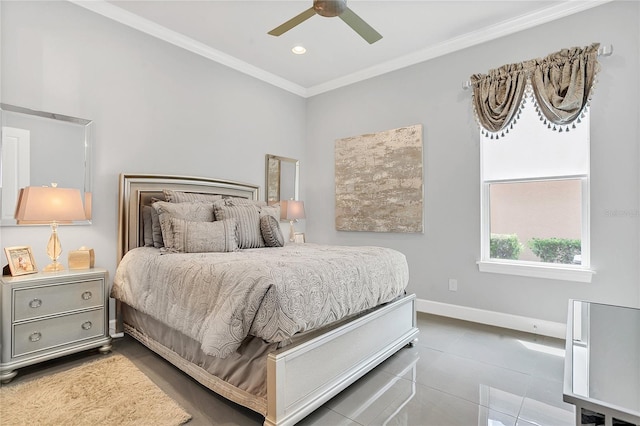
xmin=291 ymin=45 xmax=307 ymax=55
xmin=314 ymin=0 xmax=347 ymax=17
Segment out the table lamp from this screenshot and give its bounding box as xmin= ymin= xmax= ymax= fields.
xmin=14 ymin=184 xmax=87 ymax=272
xmin=280 ymin=200 xmax=305 ymax=242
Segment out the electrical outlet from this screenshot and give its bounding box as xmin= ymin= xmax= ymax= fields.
xmin=448 ymin=278 xmax=458 ymax=291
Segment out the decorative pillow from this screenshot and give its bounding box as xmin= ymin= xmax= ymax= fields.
xmin=212 ymin=199 xmax=276 ymax=217
xmin=150 ymin=205 xmax=164 ymax=248
xmin=152 ymin=201 xmax=215 ymax=250
xmin=213 ymin=202 xmax=263 ymax=249
xmin=217 ymin=197 xmax=267 ymax=207
xmin=163 ymin=189 xmax=223 ymax=204
xmin=141 ymin=205 xmax=154 ymax=247
xmin=258 ymin=205 xmax=280 ymax=221
xmin=260 ymin=215 xmax=284 ymax=247
xmin=170 ymin=218 xmax=238 ymax=253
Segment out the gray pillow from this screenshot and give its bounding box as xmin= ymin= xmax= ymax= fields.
xmin=259 ymin=204 xmax=280 ymax=221
xmin=170 ymin=218 xmax=238 ymax=253
xmin=152 ymin=201 xmax=215 ymax=250
xmin=213 ymin=202 xmax=263 ymax=249
xmin=218 ymin=197 xmax=267 ymax=206
xmin=142 ymin=205 xmax=154 ymax=247
xmin=163 ymin=189 xmax=223 ymax=203
xmin=260 ymin=215 xmax=284 ymax=247
xmin=150 ymin=205 xmax=164 ymax=248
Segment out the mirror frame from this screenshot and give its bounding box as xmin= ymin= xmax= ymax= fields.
xmin=0 ymin=103 xmax=94 ymax=226
xmin=265 ymin=154 xmax=299 ymax=205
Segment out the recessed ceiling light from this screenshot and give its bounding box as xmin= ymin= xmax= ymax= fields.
xmin=291 ymin=45 xmax=306 ymax=55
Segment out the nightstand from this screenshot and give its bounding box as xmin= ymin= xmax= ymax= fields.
xmin=0 ymin=268 xmax=112 ymax=383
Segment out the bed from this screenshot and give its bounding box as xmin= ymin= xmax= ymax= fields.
xmin=113 ymin=173 xmax=419 ymax=426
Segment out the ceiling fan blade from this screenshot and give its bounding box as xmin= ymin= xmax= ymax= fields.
xmin=268 ymin=7 xmax=316 ymax=36
xmin=339 ymin=7 xmax=382 ymax=44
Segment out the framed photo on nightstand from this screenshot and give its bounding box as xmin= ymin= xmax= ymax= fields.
xmin=294 ymin=233 xmax=305 ymax=243
xmin=4 ymin=246 xmax=37 ymax=276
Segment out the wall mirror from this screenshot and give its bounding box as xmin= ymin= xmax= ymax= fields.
xmin=0 ymin=104 xmax=93 ymax=226
xmin=265 ymin=154 xmax=299 ymax=205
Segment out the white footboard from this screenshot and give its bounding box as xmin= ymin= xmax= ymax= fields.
xmin=265 ymin=294 xmax=418 ymax=426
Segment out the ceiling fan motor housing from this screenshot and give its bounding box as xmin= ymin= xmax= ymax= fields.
xmin=314 ymin=0 xmax=348 ymax=17
xmin=268 ymin=0 xmax=381 ymax=44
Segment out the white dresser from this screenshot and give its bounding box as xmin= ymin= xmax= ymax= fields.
xmin=564 ymin=300 xmax=640 ymax=426
xmin=0 ymin=268 xmax=112 ymax=383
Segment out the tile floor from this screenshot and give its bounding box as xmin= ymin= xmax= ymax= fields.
xmin=8 ymin=313 xmax=576 ymax=425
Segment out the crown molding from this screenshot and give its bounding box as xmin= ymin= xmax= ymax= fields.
xmin=68 ymin=0 xmax=308 ymax=97
xmin=306 ymin=0 xmax=614 ymax=96
xmin=70 ymin=0 xmax=612 ymax=99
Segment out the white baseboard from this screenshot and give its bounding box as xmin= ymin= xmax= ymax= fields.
xmin=416 ymin=298 xmax=566 ymax=340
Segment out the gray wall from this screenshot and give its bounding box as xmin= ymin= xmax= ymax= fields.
xmin=0 ymin=1 xmax=306 ymax=280
xmin=305 ymin=1 xmax=640 ymax=323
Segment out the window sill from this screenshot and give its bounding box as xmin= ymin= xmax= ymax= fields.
xmin=477 ymin=260 xmax=595 ymax=283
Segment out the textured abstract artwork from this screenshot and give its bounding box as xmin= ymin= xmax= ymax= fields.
xmin=335 ymin=124 xmax=423 ymax=233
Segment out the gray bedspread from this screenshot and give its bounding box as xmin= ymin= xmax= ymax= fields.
xmin=112 ymin=243 xmax=408 ymax=358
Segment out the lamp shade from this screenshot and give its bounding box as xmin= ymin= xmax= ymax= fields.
xmin=15 ymin=186 xmax=87 ymax=224
xmin=280 ymin=200 xmax=305 ymax=221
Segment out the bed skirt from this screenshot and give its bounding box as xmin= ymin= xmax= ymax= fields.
xmin=121 ymin=293 xmax=418 ymax=425
xmin=122 ymin=304 xmax=273 ymax=414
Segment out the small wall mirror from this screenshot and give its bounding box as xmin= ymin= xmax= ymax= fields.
xmin=0 ymin=104 xmax=93 ymax=226
xmin=265 ymin=154 xmax=299 ymax=204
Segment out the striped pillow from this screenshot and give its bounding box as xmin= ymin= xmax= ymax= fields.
xmin=213 ymin=203 xmax=263 ymax=248
xmin=170 ymin=218 xmax=237 ymax=253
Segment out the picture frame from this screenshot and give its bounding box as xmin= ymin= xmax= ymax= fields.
xmin=4 ymin=246 xmax=37 ymax=276
xmin=294 ymin=232 xmax=305 ymax=244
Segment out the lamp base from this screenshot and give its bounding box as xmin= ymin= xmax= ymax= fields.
xmin=43 ymin=262 xmax=65 ymax=272
xmin=44 ymin=223 xmax=64 ymax=272
xmin=289 ymin=220 xmax=296 ymax=242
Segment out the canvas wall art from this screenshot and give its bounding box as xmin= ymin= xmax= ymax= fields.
xmin=335 ymin=124 xmax=423 ymax=233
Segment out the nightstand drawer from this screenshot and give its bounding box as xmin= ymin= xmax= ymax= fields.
xmin=13 ymin=309 xmax=105 ymax=357
xmin=13 ymin=279 xmax=104 ymax=321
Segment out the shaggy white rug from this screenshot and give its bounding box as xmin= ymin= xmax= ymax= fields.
xmin=0 ymin=354 xmax=191 ymax=426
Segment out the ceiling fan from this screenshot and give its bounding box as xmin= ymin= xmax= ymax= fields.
xmin=268 ymin=0 xmax=382 ymax=44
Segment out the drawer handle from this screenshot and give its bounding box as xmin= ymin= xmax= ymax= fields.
xmin=29 ymin=298 xmax=42 ymax=309
xmin=81 ymin=321 xmax=92 ymax=330
xmin=81 ymin=291 xmax=93 ymax=301
xmin=29 ymin=332 xmax=42 ymax=342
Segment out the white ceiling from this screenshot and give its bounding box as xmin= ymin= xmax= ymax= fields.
xmin=72 ymin=0 xmax=609 ymax=97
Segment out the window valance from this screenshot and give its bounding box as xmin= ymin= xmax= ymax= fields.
xmin=470 ymin=43 xmax=600 ymax=137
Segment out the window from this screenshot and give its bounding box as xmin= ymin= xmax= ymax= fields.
xmin=478 ymin=96 xmax=594 ymax=282
xmin=469 ymin=43 xmax=601 ymax=282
